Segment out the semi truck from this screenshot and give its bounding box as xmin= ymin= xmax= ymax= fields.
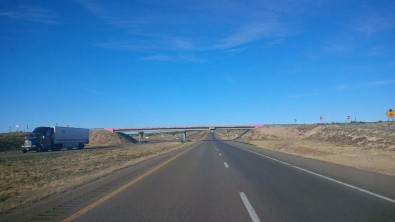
xmin=21 ymin=126 xmax=89 ymax=153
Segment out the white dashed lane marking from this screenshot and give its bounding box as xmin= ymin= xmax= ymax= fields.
xmin=232 ymin=144 xmax=395 ymax=205
xmin=240 ymin=192 xmax=261 ymax=222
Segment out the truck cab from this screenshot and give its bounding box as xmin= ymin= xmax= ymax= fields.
xmin=22 ymin=127 xmax=53 ymax=153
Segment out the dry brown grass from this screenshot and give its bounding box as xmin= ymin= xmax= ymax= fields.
xmin=243 ymin=124 xmax=395 ymax=151
xmin=249 ymin=139 xmax=395 ymax=176
xmin=218 ymin=123 xmax=395 ymax=176
xmin=0 ymin=142 xmax=189 ymax=213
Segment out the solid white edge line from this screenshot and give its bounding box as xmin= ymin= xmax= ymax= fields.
xmin=231 ymin=143 xmax=395 ymax=204
xmin=224 ymin=162 xmax=229 ymax=168
xmin=240 ymin=192 xmax=261 ymax=222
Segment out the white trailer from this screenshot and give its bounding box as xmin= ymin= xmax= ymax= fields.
xmin=22 ymin=126 xmax=89 ymax=153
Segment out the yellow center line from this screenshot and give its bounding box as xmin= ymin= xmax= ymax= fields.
xmin=62 ymin=146 xmax=194 ymax=222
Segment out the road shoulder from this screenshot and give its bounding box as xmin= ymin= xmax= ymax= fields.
xmin=220 ymin=139 xmax=395 ymax=201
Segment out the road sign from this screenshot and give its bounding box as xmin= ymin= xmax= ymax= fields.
xmin=347 ymin=116 xmax=350 ymax=120
xmin=320 ymin=116 xmax=323 ymax=120
xmin=387 ymin=109 xmax=395 ymax=119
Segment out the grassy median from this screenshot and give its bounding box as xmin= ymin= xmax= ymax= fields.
xmin=0 ymin=142 xmax=189 ymax=214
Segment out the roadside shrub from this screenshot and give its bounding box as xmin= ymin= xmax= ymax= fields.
xmin=0 ymin=132 xmax=29 ymax=152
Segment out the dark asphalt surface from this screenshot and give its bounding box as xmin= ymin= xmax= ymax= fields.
xmin=2 ymin=133 xmax=395 ymax=221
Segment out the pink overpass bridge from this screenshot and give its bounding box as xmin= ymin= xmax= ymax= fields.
xmin=106 ymin=124 xmax=263 ymax=142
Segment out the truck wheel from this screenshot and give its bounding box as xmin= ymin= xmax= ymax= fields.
xmin=36 ymin=145 xmax=42 ymax=152
xmin=78 ymin=143 xmax=84 ymax=149
xmin=22 ymin=149 xmax=27 ymax=153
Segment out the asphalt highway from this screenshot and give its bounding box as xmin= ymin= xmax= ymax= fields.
xmin=3 ymin=133 xmax=395 ymax=221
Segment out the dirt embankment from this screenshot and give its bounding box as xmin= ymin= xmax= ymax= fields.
xmin=244 ymin=124 xmax=395 ymax=151
xmin=237 ymin=123 xmax=395 ymax=176
xmin=89 ymin=130 xmax=136 ymax=145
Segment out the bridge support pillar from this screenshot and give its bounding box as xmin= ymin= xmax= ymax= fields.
xmin=227 ymin=129 xmax=231 ymax=140
xmin=138 ymin=132 xmax=144 ymax=143
xmin=183 ymin=131 xmax=187 ymax=140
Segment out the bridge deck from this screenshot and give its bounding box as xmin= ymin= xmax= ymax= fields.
xmin=105 ymin=124 xmax=263 ymax=133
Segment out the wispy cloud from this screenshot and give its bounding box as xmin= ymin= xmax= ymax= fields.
xmin=94 ymin=23 xmax=290 ymax=53
xmin=215 ymin=22 xmax=290 ymax=49
xmin=334 ymin=80 xmax=395 ymax=91
xmin=76 ymin=0 xmax=297 ymax=53
xmin=0 ymin=4 xmax=58 ymax=24
xmin=352 ymin=14 xmax=395 ymax=36
xmin=94 ymin=36 xmax=209 ymax=52
xmin=72 ymin=81 xmax=106 ymax=96
xmin=141 ymin=55 xmax=175 ymax=62
xmin=74 ymin=0 xmax=152 ymax=30
xmin=74 ymin=0 xmax=108 ymax=20
xmin=361 ymin=43 xmax=395 ymax=57
xmin=93 ymin=41 xmax=156 ymax=51
xmin=167 ymin=38 xmax=198 ymax=51
xmin=321 ymin=34 xmax=355 ymax=55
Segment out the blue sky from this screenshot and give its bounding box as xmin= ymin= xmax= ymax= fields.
xmin=1 ymin=0 xmax=394 ymax=132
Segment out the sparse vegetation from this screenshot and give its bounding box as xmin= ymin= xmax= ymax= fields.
xmin=0 ymin=132 xmax=29 ymax=152
xmin=0 ymin=142 xmax=191 ymax=214
xmin=0 ymin=130 xmax=206 ymax=213
xmin=225 ymin=122 xmax=395 ymax=176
